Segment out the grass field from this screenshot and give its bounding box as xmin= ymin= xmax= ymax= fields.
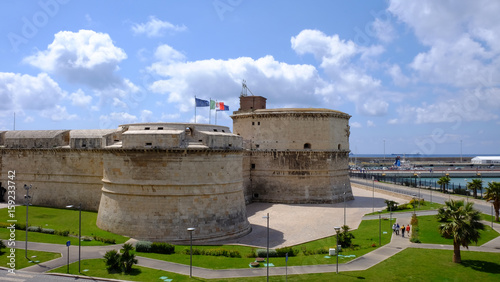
xmin=366 ymin=201 xmax=443 ymax=216
xmin=49 ymin=248 xmax=500 ymax=281
xmin=0 ymin=206 xmax=128 ymax=245
xmin=418 ymin=214 xmax=499 ymax=245
xmin=0 ymin=248 xmax=61 ymax=270
xmin=131 ymin=218 xmax=392 ymax=269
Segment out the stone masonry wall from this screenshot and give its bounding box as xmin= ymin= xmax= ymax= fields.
xmin=96 ymin=149 xmax=251 ymax=243
xmin=0 ymin=149 xmax=103 ymax=211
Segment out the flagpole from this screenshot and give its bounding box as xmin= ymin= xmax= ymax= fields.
xmin=194 ymin=96 xmax=197 ymax=123
xmin=215 ymin=101 xmax=218 ymax=125
xmin=209 ymin=98 xmax=211 ymax=124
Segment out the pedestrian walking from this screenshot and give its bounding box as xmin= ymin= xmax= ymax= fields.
xmin=396 ymin=223 xmax=400 ymax=235
xmin=406 ymin=224 xmax=410 ymax=235
xmin=401 ymin=224 xmax=405 ymax=237
xmin=392 ymin=223 xmax=396 ymax=234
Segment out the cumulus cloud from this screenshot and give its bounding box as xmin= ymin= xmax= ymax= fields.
xmin=350 ymin=121 xmax=362 ymax=128
xmin=100 ymin=112 xmax=138 ymax=125
xmin=148 ymin=51 xmax=330 ymax=113
xmin=387 ymin=64 xmax=410 ymax=87
xmin=371 ymin=18 xmax=396 ymax=43
xmin=291 ymin=29 xmax=391 ymax=116
xmin=154 ymin=44 xmax=186 ymax=63
xmin=140 ymin=109 xmax=153 ymax=122
xmin=70 ymin=89 xmax=92 ymax=107
xmin=131 ymin=16 xmax=187 ymax=37
xmin=24 ymin=30 xmax=128 ymax=89
xmin=367 ymin=120 xmax=375 ymax=127
xmin=41 ymin=105 xmax=78 ymax=121
xmin=0 ymin=72 xmax=65 ymax=111
xmin=388 ymin=0 xmax=500 ymax=87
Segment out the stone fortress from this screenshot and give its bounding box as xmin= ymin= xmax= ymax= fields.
xmin=0 ymin=95 xmax=352 ymax=243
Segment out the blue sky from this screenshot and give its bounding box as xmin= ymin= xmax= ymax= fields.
xmin=1 ymin=0 xmax=499 ymax=154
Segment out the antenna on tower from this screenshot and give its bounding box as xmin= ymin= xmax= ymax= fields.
xmin=240 ymin=80 xmax=254 ymax=97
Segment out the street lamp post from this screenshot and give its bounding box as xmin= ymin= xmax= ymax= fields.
xmin=334 ymin=226 xmax=341 ymax=274
xmin=343 ymin=190 xmax=346 ymax=227
xmin=24 ymin=184 xmax=31 ymax=260
xmin=66 ymin=203 xmax=82 ymax=273
xmin=372 ymin=176 xmax=375 ymax=213
xmin=490 ymin=200 xmax=494 ymax=228
xmin=465 ymin=178 xmax=468 ymax=202
xmin=187 ymin=227 xmax=195 ymax=278
xmin=378 ymin=210 xmax=382 ymax=247
xmin=263 ymin=213 xmax=270 ymax=282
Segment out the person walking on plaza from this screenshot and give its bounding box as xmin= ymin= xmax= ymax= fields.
xmin=396 ymin=223 xmax=400 ymax=235
xmin=401 ymin=224 xmax=405 ymax=237
xmin=392 ymin=223 xmax=397 ymax=234
xmin=406 ymin=224 xmax=410 ymax=236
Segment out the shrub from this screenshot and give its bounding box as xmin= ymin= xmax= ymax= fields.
xmin=256 ymin=248 xmax=277 ymax=258
xmin=337 ymin=225 xmax=355 ymax=248
xmin=135 ymin=241 xmax=152 ymax=253
xmin=276 ymin=246 xmax=299 ymax=257
xmin=0 ymin=239 xmax=5 ymax=251
xmin=385 ymin=200 xmax=399 ymax=211
xmin=55 ymin=230 xmax=70 ymax=237
xmin=151 ymin=242 xmax=175 ymax=254
xmin=15 ymin=223 xmax=26 ymax=230
xmin=40 ymin=228 xmax=55 ymax=234
xmin=104 ymin=250 xmax=121 ymax=272
xmin=27 ymin=226 xmax=41 ymax=232
xmin=93 ymin=236 xmax=115 ymax=244
xmin=181 ymin=248 xmax=241 ymax=258
xmin=246 ymin=247 xmax=257 ymax=258
xmin=120 ymin=243 xmax=138 ymax=273
xmin=301 ymin=246 xmax=329 ymax=256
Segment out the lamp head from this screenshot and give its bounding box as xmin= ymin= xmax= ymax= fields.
xmin=334 ymin=226 xmax=340 ymax=232
xmin=187 ymin=227 xmax=195 ymax=232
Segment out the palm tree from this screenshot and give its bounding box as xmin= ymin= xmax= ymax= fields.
xmin=485 ymin=181 xmax=500 ymax=222
xmin=437 ymin=200 xmax=485 ymax=263
xmin=467 ymin=179 xmax=483 ymax=199
xmin=437 ymin=176 xmax=451 ymax=193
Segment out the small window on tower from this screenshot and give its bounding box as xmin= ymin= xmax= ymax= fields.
xmin=304 ymin=143 xmax=311 ymax=149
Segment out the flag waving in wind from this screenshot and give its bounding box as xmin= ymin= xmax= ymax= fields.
xmin=195 ymin=98 xmax=209 ymax=107
xmin=216 ymin=102 xmax=225 ymax=110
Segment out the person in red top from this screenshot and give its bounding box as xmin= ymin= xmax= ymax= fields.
xmin=406 ymin=224 xmax=410 ymax=235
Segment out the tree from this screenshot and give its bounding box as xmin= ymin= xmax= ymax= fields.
xmin=120 ymin=243 xmax=138 ymax=273
xmin=384 ymin=200 xmax=398 ymax=211
xmin=437 ymin=200 xmax=485 ymax=263
xmin=437 ymin=176 xmax=451 ymax=193
xmin=466 ymin=179 xmax=483 ymax=199
xmin=337 ymin=225 xmax=355 ymax=248
xmin=484 ymin=181 xmax=500 ymax=222
xmin=104 ymin=250 xmax=121 ymax=272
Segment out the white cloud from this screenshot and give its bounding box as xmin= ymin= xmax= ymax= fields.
xmin=154 ymin=44 xmax=186 ymax=63
xmin=100 ymin=112 xmax=138 ymax=125
xmin=70 ymin=89 xmax=92 ymax=107
xmin=140 ymin=109 xmax=153 ymax=122
xmin=387 ymin=119 xmax=398 ymax=124
xmin=388 ymin=0 xmax=500 ymax=87
xmin=41 ymin=105 xmax=78 ymax=121
xmin=148 ymin=54 xmax=329 ymax=113
xmin=387 ymin=64 xmax=410 ymax=87
xmin=24 ymin=116 xmax=34 ymax=123
xmin=360 ymin=99 xmax=389 ymax=116
xmin=367 ymin=120 xmax=375 ymax=127
xmin=371 ymin=18 xmax=396 ymax=43
xmin=0 ymin=72 xmax=65 ymax=111
xmin=131 ymin=16 xmax=187 ymax=37
xmin=350 ymin=122 xmax=362 ymax=128
xmin=24 ymin=30 xmax=128 ymax=89
xmin=160 ymin=112 xmax=181 ymax=121
xmin=291 ymin=29 xmax=390 ymax=116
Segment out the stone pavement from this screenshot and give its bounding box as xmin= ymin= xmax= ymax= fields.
xmin=4 ymin=185 xmax=500 ymax=280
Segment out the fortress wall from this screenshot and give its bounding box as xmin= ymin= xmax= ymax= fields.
xmin=96 ymin=150 xmax=251 ymax=242
xmin=242 ymin=153 xmax=252 ymax=204
xmin=249 ymin=151 xmax=352 ymax=204
xmin=232 ymin=112 xmax=350 ymax=151
xmin=0 ymin=149 xmax=103 ymax=210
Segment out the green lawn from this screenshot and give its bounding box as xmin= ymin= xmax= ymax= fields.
xmin=366 ymin=201 xmax=443 ymax=216
xmin=418 ymin=215 xmax=499 ymax=245
xmin=49 ymin=248 xmax=500 ymax=281
xmin=0 ymin=206 xmax=128 ymax=245
xmin=0 ymin=248 xmax=61 ymax=269
xmin=134 ymin=219 xmax=393 ymax=269
xmin=481 ymin=213 xmax=500 ymax=225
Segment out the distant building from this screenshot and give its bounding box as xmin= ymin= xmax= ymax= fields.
xmin=471 ymin=156 xmax=500 ymax=164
